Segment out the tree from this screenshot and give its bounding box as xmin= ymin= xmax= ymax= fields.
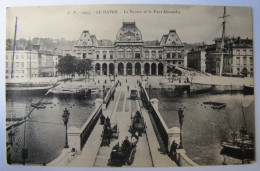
xmin=56 ymin=54 xmax=77 ymax=77
xmin=75 ymin=59 xmax=92 ymax=78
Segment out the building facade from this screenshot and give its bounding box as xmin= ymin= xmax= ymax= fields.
xmin=38 ymin=52 xmax=59 ymax=77
xmin=6 ymin=50 xmax=59 ymax=82
xmin=6 ymin=50 xmax=39 ymax=81
xmin=187 ymin=37 xmax=253 ymax=77
xmin=72 ymin=22 xmax=185 ymax=76
xmin=187 ymin=49 xmax=206 ymax=72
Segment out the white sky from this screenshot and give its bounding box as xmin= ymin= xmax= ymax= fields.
xmin=6 ymin=4 xmax=253 ymax=44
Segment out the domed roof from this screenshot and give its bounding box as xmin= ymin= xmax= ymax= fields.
xmin=116 ymin=22 xmax=142 ymax=41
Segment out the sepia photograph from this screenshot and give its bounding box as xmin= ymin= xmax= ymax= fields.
xmin=4 ymin=3 xmax=256 ymax=169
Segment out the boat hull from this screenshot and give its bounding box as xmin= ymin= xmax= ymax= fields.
xmin=221 ymin=142 xmax=255 ymax=159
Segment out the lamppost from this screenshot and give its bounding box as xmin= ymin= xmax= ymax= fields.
xmin=178 ymin=108 xmax=184 ymax=149
xmin=62 ymin=108 xmax=70 ymax=148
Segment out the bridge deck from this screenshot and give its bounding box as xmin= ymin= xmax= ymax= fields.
xmin=67 ymin=80 xmax=177 ymax=167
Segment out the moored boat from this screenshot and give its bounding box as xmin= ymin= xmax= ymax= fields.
xmin=31 ymin=103 xmax=46 ymax=109
xmin=221 ymin=130 xmax=254 ymax=159
xmin=243 ymin=85 xmax=254 ymax=94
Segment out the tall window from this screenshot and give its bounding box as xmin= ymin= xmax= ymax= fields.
xmin=236 ymin=57 xmax=240 ymax=65
xmin=127 ymin=49 xmax=132 ymax=58
xmin=145 ymin=51 xmax=149 ymax=58
xmin=109 ymin=51 xmax=113 ymax=59
xmin=158 ymin=51 xmax=162 ymax=59
xmin=236 ymin=50 xmax=240 ymax=55
xmin=102 ymin=51 xmax=107 ymax=59
xmin=250 ymin=57 xmax=253 ymax=65
xmin=243 ymin=57 xmax=247 ymax=65
xmin=96 ymin=51 xmax=100 ymax=59
xmin=118 ymin=49 xmax=124 ymax=58
xmin=167 ymin=53 xmax=171 ymax=59
xmin=152 ymin=51 xmax=156 ymax=58
xmin=21 ymin=62 xmax=24 ymax=68
xmin=172 ymin=53 xmax=176 ymax=59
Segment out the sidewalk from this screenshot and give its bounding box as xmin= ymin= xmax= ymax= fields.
xmin=67 ymin=87 xmax=121 ymax=167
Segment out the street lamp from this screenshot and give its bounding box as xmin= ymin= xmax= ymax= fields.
xmin=62 ymin=108 xmax=70 ymax=148
xmin=178 ymin=108 xmax=184 ymax=149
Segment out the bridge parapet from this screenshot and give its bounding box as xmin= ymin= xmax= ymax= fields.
xmin=103 ymin=81 xmax=117 ymax=109
xmin=139 ymin=83 xmax=199 ymax=167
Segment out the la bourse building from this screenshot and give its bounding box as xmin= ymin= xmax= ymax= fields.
xmin=72 ymin=22 xmax=184 ymax=77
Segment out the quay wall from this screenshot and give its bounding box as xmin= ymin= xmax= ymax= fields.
xmin=139 ymin=83 xmax=199 ymax=167
xmin=48 ymin=83 xmax=117 ymax=166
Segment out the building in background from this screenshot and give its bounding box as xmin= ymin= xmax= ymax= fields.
xmin=72 ymin=22 xmax=185 ymax=76
xmin=38 ymin=52 xmax=59 ymax=77
xmin=187 ymin=49 xmax=206 ymax=72
xmin=186 ymin=37 xmax=253 ymax=78
xmin=5 ymin=50 xmax=39 ymax=82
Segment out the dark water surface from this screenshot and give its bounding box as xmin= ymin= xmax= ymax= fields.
xmin=147 ymin=89 xmax=255 ymax=165
xmin=6 ymin=90 xmax=105 ymax=165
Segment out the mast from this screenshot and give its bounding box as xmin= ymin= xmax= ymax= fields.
xmin=29 ymin=37 xmax=32 ymax=79
xmin=11 ymin=17 xmax=18 ymax=79
xmin=241 ymin=102 xmax=247 ymax=130
xmin=219 ymin=7 xmax=229 ymax=76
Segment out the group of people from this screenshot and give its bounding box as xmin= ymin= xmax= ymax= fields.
xmin=100 ymin=114 xmax=112 ymax=146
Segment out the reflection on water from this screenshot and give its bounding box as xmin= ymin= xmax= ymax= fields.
xmin=6 ymin=90 xmax=105 ymax=165
xmin=148 ymin=89 xmax=255 ymax=165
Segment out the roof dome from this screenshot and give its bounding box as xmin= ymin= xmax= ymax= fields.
xmin=116 ymin=22 xmax=142 ymax=41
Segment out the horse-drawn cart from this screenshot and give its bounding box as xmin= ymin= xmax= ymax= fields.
xmin=129 ymin=111 xmax=146 ymax=136
xmin=109 ymin=138 xmax=137 ymax=166
xmin=101 ymin=123 xmax=119 ymax=146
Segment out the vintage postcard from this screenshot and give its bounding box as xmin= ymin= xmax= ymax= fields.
xmin=5 ymin=4 xmax=254 ymax=167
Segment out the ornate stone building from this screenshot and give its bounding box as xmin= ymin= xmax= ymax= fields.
xmin=73 ymin=22 xmax=184 ymax=76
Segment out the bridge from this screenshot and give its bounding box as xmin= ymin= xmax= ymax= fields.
xmin=47 ymin=77 xmax=198 ymax=167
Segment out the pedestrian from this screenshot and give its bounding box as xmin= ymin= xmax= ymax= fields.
xmin=127 ymin=85 xmax=129 ymax=91
xmin=126 ymin=79 xmax=127 ymax=83
xmin=100 ymin=113 xmax=105 ymax=125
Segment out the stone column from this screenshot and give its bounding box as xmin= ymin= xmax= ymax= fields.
xmin=107 ymin=63 xmax=109 ymax=76
xmin=132 ymin=63 xmax=135 ymax=76
xmin=167 ymin=127 xmax=181 ymax=152
xmin=156 ymin=64 xmax=159 ymax=76
xmin=149 ymin=63 xmax=151 ymax=75
xmin=68 ymin=127 xmax=81 ymax=152
xmin=100 ymin=63 xmax=103 ymax=76
xmin=141 ymin=63 xmax=144 ymax=76
xmin=115 ymin=63 xmax=118 ymax=76
xmin=123 ymin=63 xmax=126 ymax=76
xmin=164 ymin=65 xmax=167 ymax=76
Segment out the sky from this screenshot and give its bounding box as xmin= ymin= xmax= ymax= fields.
xmin=6 ymin=4 xmax=253 ymax=44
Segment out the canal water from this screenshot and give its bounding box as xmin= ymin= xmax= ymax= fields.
xmin=6 ymin=89 xmax=107 ymax=165
xmin=147 ymin=89 xmax=255 ymax=166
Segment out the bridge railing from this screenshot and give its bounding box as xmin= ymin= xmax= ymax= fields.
xmin=139 ymin=83 xmax=169 ymax=151
xmin=139 ymin=82 xmax=199 ymax=167
xmin=79 ymin=103 xmax=102 ymax=150
xmin=48 ymin=83 xmax=118 ymax=166
xmin=103 ymin=81 xmax=118 ymax=108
